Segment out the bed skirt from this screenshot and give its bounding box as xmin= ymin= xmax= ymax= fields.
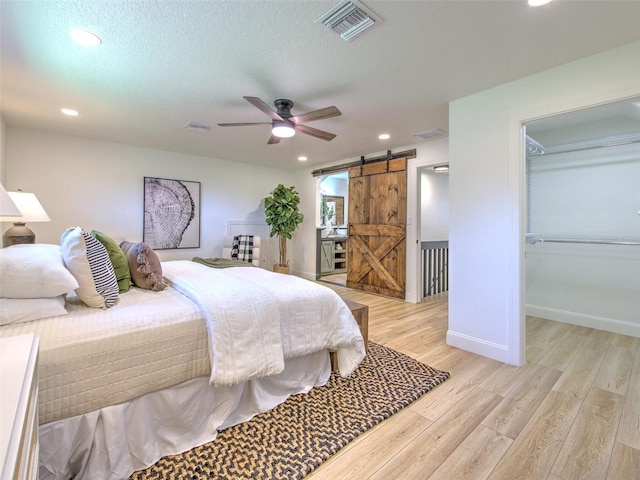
xmin=38 ymin=350 xmax=331 ymax=480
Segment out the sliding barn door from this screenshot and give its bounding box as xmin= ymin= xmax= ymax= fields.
xmin=347 ymin=157 xmax=407 ymax=299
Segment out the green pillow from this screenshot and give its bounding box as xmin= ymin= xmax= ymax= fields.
xmin=91 ymin=230 xmax=131 ymax=293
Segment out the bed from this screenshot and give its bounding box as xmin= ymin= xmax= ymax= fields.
xmin=0 ymin=234 xmax=365 ymax=480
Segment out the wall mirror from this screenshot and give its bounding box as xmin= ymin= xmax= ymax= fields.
xmin=321 ymin=195 xmax=344 ymax=225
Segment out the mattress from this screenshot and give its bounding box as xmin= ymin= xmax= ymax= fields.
xmin=0 ymin=286 xmax=208 ymax=425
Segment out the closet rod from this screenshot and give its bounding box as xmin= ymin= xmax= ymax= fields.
xmin=526 ymin=235 xmax=640 ymax=246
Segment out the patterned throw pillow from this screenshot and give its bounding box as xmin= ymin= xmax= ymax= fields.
xmin=60 ymin=227 xmax=119 ymax=308
xmin=91 ymin=230 xmax=131 ymax=293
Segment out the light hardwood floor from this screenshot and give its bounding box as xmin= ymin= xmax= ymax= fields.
xmin=309 ymin=285 xmax=640 ymax=480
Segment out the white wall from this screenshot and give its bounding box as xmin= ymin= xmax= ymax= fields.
xmin=420 ymin=170 xmax=449 ymax=241
xmin=3 ymin=127 xmax=294 ymax=267
xmin=448 ymin=40 xmax=640 ymax=365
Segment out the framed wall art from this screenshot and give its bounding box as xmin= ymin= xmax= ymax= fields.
xmin=143 ymin=177 xmax=200 ymax=249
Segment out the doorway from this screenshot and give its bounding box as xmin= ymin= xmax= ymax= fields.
xmin=419 ymin=165 xmax=450 ymax=299
xmin=524 ymin=99 xmax=640 ymax=338
xmin=346 ymin=156 xmax=408 ymax=299
xmin=319 ymin=172 xmax=349 ymax=286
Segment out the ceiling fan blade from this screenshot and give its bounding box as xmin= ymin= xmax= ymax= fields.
xmin=217 ymin=122 xmax=271 ymax=127
xmin=243 ymin=96 xmax=284 ymax=121
xmin=290 ymin=106 xmax=341 ymax=124
xmin=295 ymin=124 xmax=336 ymax=141
xmin=267 ymin=134 xmax=282 ymax=145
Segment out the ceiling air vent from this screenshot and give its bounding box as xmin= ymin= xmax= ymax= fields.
xmin=184 ymin=122 xmax=211 ymax=132
xmin=316 ymin=0 xmax=382 ymax=43
xmin=412 ymin=128 xmax=448 ymax=141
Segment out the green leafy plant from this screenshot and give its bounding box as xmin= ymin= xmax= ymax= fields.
xmin=264 ymin=184 xmax=304 ymax=268
xmin=320 ymin=195 xmax=335 ymax=225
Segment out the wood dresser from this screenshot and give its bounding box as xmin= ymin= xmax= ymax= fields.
xmin=0 ymin=334 xmax=39 ymax=480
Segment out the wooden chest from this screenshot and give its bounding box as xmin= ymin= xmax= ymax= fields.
xmin=331 ymin=299 xmax=369 ymax=370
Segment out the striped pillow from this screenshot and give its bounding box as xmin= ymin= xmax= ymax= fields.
xmin=60 ymin=227 xmax=119 ymax=308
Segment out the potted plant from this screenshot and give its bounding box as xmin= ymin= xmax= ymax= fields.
xmin=264 ymin=184 xmax=304 ymax=274
xmin=320 ymin=195 xmax=335 ymax=226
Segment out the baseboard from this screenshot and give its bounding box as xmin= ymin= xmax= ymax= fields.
xmin=526 ymin=305 xmax=640 ymax=337
xmin=296 ymin=270 xmax=318 ymax=282
xmin=446 ymin=331 xmax=511 ymax=364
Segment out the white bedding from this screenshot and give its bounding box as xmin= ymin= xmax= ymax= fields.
xmin=0 ymin=286 xmax=208 ymax=424
xmin=222 ymin=265 xmax=365 ymax=371
xmin=0 ymin=261 xmax=364 ymax=425
xmin=162 ymin=261 xmax=366 ymax=384
xmin=0 ymin=259 xmax=366 ymax=479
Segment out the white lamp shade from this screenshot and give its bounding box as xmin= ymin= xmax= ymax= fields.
xmin=2 ymin=192 xmax=50 ymax=223
xmin=0 ymin=184 xmax=22 ymax=217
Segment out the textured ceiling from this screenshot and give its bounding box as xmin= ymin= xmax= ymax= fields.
xmin=1 ymin=0 xmax=640 ymax=170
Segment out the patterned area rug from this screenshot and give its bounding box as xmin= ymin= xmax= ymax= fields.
xmin=130 ymin=342 xmax=449 ymax=480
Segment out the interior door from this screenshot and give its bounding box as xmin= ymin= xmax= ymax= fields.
xmin=347 ymin=157 xmax=407 ymax=299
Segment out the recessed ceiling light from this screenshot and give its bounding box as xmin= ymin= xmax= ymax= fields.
xmin=61 ymin=108 xmax=79 ymax=116
xmin=70 ymin=28 xmax=102 ymax=46
xmin=433 ymin=165 xmax=449 ymax=173
xmin=528 ymin=0 xmax=553 ymax=6
xmin=378 ymin=133 xmax=390 ymax=140
xmin=298 ymin=156 xmax=308 ymax=162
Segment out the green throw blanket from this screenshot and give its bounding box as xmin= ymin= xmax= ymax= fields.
xmin=192 ymin=257 xmax=255 ymax=269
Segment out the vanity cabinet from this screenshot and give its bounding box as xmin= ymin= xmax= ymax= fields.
xmin=320 ymin=240 xmax=334 ymax=273
xmin=320 ymin=237 xmax=348 ymax=274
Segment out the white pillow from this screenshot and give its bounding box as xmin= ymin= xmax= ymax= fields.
xmin=60 ymin=227 xmax=119 ymax=309
xmin=0 ymin=243 xmax=79 ymax=298
xmin=0 ymin=296 xmax=68 ymax=325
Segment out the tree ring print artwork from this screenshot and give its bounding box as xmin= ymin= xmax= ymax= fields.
xmin=143 ymin=177 xmax=200 ymax=249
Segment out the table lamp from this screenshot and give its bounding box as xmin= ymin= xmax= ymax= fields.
xmin=0 ymin=183 xmax=21 ymax=217
xmin=1 ymin=190 xmax=50 ymax=247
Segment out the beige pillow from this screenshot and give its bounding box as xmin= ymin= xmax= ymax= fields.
xmin=119 ymin=241 xmax=166 ymax=291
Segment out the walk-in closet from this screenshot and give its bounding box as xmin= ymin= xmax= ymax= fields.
xmin=525 ymin=99 xmax=640 ymax=337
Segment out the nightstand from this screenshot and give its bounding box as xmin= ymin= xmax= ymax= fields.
xmin=0 ymin=334 xmax=39 ymax=480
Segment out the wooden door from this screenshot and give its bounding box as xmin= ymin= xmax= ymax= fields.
xmin=347 ymin=157 xmax=407 ymax=299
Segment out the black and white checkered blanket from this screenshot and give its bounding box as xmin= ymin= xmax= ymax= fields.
xmin=231 ymin=235 xmax=253 ymax=263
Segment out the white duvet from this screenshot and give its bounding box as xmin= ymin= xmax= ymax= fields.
xmin=162 ymin=261 xmax=365 ymax=385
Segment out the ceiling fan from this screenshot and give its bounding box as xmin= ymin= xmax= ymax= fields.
xmin=217 ymin=96 xmax=341 ymax=144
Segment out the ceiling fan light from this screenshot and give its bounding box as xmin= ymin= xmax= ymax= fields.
xmin=272 ymin=121 xmax=295 ymax=138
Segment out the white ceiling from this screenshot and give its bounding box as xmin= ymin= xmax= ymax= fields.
xmin=2 ymin=0 xmax=640 ymax=170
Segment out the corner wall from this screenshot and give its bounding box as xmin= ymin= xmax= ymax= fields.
xmin=420 ymin=169 xmax=449 ymax=241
